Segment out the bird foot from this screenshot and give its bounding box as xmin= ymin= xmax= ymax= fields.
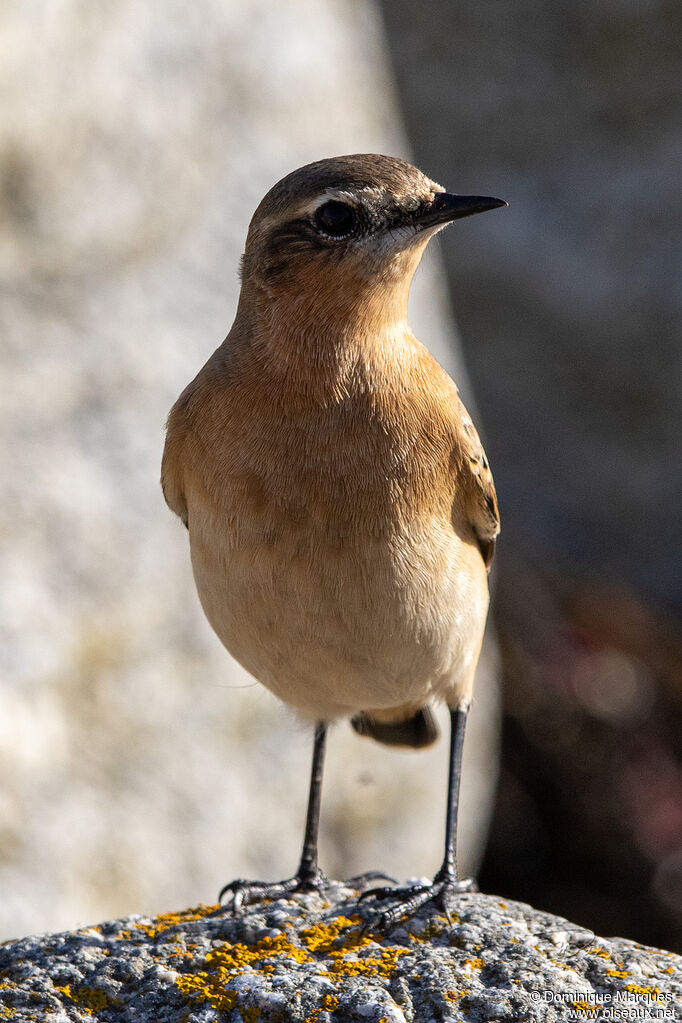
xmin=219 ymin=868 xmax=397 ymax=911
xmin=219 ymin=868 xmax=330 ymax=911
xmin=359 ymin=872 xmax=477 ymax=930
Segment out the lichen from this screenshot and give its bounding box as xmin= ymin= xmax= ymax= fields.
xmin=174 ymin=912 xmax=410 ymax=1014
xmin=324 ymin=946 xmax=408 ymax=978
xmin=444 ymin=988 xmax=469 ymax=1001
xmin=129 ymin=904 xmax=219 ymax=941
xmin=303 ymin=915 xmax=408 ymax=978
xmin=300 ymin=915 xmax=362 ymax=954
xmin=624 ymin=983 xmax=660 ymax=1000
xmin=408 ymin=920 xmax=445 ymax=943
xmin=175 ymin=971 xmax=238 ymax=1014
xmin=572 ymin=1000 xmax=599 ymax=1016
xmin=53 ymin=983 xmax=119 ymax=1015
xmin=240 ymin=1007 xmax=262 ymax=1022
xmin=303 ymin=996 xmax=340 ymax=1022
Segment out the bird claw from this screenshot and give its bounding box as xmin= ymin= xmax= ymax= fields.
xmin=219 ymin=869 xmax=330 ymax=911
xmin=359 ymin=874 xmax=477 ymax=931
xmin=344 ymin=870 xmax=398 ymax=892
xmin=358 ymin=882 xmax=407 ymax=903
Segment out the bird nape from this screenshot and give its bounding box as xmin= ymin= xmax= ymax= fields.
xmin=161 ymin=153 xmax=506 ymax=927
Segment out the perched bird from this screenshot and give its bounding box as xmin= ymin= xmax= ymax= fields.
xmin=162 ymin=154 xmax=505 ymax=923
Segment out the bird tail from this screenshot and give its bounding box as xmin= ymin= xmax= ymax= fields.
xmin=351 ymin=706 xmax=439 ymax=749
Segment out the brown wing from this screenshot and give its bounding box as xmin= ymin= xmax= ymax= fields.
xmin=456 ymin=401 xmax=500 ymax=570
xmin=161 ymin=387 xmax=193 ymax=530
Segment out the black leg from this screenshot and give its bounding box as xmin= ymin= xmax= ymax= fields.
xmin=219 ymin=721 xmax=330 ymax=909
xmin=295 ymin=721 xmax=327 ymax=884
xmin=360 ymin=703 xmax=477 ymax=928
xmin=435 ymin=706 xmax=467 ymax=883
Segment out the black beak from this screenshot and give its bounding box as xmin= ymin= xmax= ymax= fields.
xmin=415 ymin=192 xmax=507 ymax=230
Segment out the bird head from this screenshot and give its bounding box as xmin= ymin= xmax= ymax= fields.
xmin=238 ymin=154 xmax=506 ymax=334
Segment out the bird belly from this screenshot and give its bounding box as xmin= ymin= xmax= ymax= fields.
xmin=188 ymin=496 xmax=489 ymax=722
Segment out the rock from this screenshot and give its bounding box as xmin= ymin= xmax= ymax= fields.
xmin=1 ymin=886 xmax=680 ymax=1021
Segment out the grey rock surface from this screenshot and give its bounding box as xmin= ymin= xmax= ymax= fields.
xmin=1 ymin=886 xmax=680 ymax=1021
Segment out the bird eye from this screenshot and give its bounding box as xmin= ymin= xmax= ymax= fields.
xmin=315 ymin=201 xmax=356 ymax=238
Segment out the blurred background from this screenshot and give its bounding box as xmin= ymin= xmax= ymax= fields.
xmin=0 ymin=1 xmax=680 ymax=951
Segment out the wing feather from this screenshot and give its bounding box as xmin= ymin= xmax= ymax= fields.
xmin=455 ymin=400 xmax=500 ymax=570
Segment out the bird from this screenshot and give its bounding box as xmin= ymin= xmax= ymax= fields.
xmin=161 ymin=154 xmax=505 ymax=925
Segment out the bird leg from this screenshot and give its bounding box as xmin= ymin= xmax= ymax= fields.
xmin=220 ymin=721 xmax=396 ymax=910
xmin=360 ymin=705 xmax=477 ymax=929
xmin=220 ymin=721 xmax=330 ymax=909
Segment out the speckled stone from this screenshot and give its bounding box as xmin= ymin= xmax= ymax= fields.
xmin=1 ymin=886 xmax=680 ymax=1021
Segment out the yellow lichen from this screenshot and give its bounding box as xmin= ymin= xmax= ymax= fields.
xmin=75 ymin=988 xmax=113 ymax=1014
xmin=215 ymin=933 xmax=311 ymax=972
xmin=548 ymin=958 xmax=574 ymax=971
xmin=444 ymin=989 xmax=469 ymax=1002
xmin=325 ymin=946 xmax=408 ymax=978
xmin=605 ymin=969 xmax=630 ymax=978
xmin=588 ymin=947 xmax=611 ymax=959
xmin=174 ymin=912 xmax=413 ymax=1012
xmin=572 ymin=1000 xmax=599 ymax=1016
xmin=175 ymin=932 xmax=310 ymax=1013
xmin=175 ymin=973 xmax=238 ymax=1014
xmin=624 ymin=983 xmax=660 ymax=999
xmin=240 ymin=1007 xmax=262 ymax=1022
xmin=305 ymin=999 xmax=340 ymax=1023
xmin=464 ymin=957 xmax=484 ymax=970
xmin=301 ymin=916 xmax=362 ymax=954
xmin=133 ymin=905 xmax=219 ymax=940
xmin=303 ymin=916 xmax=407 ymax=978
xmin=304 ymin=994 xmax=342 ymax=1023
xmin=175 ymin=928 xmax=311 ymax=1012
xmin=53 ymin=984 xmax=117 ymax=1015
xmin=408 ymin=920 xmax=445 ymax=943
